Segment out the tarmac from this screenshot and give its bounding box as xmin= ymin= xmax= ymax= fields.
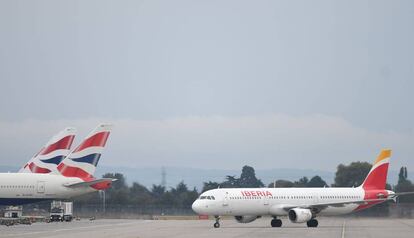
xmin=0 ymin=217 xmax=413 ymax=238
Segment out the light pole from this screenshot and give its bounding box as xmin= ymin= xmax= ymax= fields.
xmin=99 ymin=190 xmax=106 ymax=214
xmin=103 ymin=190 xmax=106 ymax=213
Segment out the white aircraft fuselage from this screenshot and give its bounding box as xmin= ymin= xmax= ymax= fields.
xmin=192 ymin=187 xmax=391 ymax=216
xmin=0 ymin=173 xmax=95 ymax=205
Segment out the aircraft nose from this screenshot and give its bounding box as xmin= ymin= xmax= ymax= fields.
xmin=192 ymin=200 xmax=202 ymax=214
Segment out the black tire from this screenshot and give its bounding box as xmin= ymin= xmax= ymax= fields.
xmin=213 ymin=222 xmax=220 ymax=228
xmin=271 ymin=219 xmax=282 ymax=227
xmin=306 ymin=219 xmax=318 ymax=227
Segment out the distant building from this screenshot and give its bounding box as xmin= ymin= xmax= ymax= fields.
xmin=4 ymin=206 xmax=23 ymax=218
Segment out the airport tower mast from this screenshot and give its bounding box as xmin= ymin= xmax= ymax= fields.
xmin=161 ymin=167 xmax=166 ymax=187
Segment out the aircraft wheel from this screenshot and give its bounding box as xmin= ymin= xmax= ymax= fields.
xmin=271 ymin=218 xmax=282 ymax=227
xmin=306 ymin=219 xmax=318 ymax=227
xmin=213 ymin=222 xmax=220 ymax=228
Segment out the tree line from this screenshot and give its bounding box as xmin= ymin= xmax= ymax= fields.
xmin=73 ymin=162 xmax=414 ymax=209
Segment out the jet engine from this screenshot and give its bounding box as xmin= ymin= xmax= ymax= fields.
xmin=234 ymin=215 xmax=260 ymax=223
xmin=288 ymin=208 xmax=312 ymax=223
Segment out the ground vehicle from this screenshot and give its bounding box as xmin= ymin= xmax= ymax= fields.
xmin=50 ymin=201 xmax=73 ymax=222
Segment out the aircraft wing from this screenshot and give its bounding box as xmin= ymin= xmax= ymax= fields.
xmin=281 ymin=192 xmax=414 ymax=213
xmin=281 ymin=198 xmax=389 ymax=213
xmin=63 ymin=178 xmax=116 ymax=188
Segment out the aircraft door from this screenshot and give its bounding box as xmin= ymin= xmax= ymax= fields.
xmin=223 ymin=191 xmax=229 ymax=206
xmin=37 ymin=181 xmax=45 ymax=194
xmin=263 ymin=193 xmax=270 ymax=206
xmin=222 ymin=191 xmax=233 ymax=214
xmin=313 ymin=192 xmax=319 ymax=204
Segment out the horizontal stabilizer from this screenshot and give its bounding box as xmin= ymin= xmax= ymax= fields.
xmin=63 ymin=178 xmax=116 ymax=188
xmin=388 ymin=191 xmax=414 ymax=198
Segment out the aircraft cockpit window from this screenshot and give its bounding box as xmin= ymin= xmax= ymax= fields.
xmin=199 ymin=195 xmax=215 ymax=200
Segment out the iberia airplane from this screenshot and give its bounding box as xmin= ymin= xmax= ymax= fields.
xmin=0 ymin=124 xmax=114 ymax=205
xmin=192 ymin=150 xmax=414 ymax=228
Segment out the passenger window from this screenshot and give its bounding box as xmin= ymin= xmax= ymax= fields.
xmin=211 ymin=196 xmax=215 ymax=200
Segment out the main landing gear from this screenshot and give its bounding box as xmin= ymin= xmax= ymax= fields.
xmin=213 ymin=216 xmax=220 ymax=228
xmin=306 ymin=218 xmax=318 ymax=227
xmin=271 ymin=216 xmax=282 ymax=227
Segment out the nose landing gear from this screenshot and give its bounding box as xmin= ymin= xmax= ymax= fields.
xmin=213 ymin=216 xmax=220 ymax=228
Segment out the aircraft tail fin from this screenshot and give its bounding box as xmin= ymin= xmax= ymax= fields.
xmin=19 ymin=127 xmax=76 ymax=174
xmin=57 ymin=124 xmax=112 ymax=179
xmin=360 ymin=149 xmax=391 ymax=190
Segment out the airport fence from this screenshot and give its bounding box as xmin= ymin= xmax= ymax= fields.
xmin=73 ymin=204 xmax=195 ymax=218
xmin=388 ymin=203 xmax=414 ymax=218
xmin=9 ymin=202 xmax=414 ymax=219
xmin=73 ymin=203 xmax=414 ymax=219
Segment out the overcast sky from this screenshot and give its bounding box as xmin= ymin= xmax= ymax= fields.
xmin=0 ymin=1 xmax=413 ymax=173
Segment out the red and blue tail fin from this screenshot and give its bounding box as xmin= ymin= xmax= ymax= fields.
xmin=360 ymin=149 xmax=391 ymax=190
xmin=57 ymin=124 xmax=112 ymax=179
xmin=19 ymin=128 xmax=76 ymax=174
